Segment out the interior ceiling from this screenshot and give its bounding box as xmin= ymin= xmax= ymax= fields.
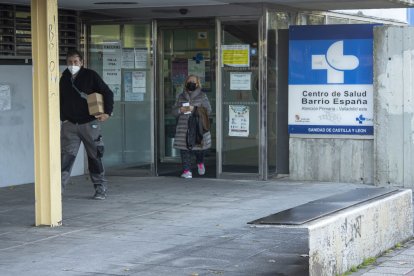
xmin=2 ymin=0 xmax=414 ymax=11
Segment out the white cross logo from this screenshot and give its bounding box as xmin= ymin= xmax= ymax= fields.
xmin=311 ymin=40 xmax=359 ymax=83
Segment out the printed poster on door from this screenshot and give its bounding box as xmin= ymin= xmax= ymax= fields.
xmin=229 ymin=105 xmax=249 ymax=137
xmin=222 ymin=45 xmax=250 ymax=67
xmin=230 ymin=72 xmax=251 ymax=91
xmin=288 ymin=24 xmax=376 ymax=136
xmin=122 ymin=48 xmax=135 ymax=69
xmin=124 ymin=71 xmax=145 ymax=102
xmin=103 ymin=41 xmax=122 ymax=85
xmin=134 ymin=49 xmax=148 ymax=69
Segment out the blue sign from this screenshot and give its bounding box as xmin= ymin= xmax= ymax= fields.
xmin=288 ymin=24 xmax=377 ymax=136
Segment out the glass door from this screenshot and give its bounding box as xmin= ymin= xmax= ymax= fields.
xmin=217 ymin=19 xmax=260 ymax=176
xmin=157 ymin=20 xmax=216 ymax=177
xmin=88 ymin=23 xmax=154 ymax=176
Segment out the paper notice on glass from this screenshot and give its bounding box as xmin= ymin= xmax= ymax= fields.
xmin=229 ymin=105 xmax=249 ymax=137
xmin=103 ymin=41 xmax=122 ymax=84
xmin=0 ymin=84 xmax=11 ymax=111
xmin=122 ymin=48 xmax=135 ymax=69
xmin=132 ymin=71 xmax=146 ymax=93
xmin=108 ymin=84 xmax=121 ymax=101
xmin=124 ymin=72 xmax=144 ymax=102
xmin=188 ymin=60 xmax=205 ymax=85
xmin=135 ymin=49 xmax=148 ymax=69
xmin=222 ymin=44 xmax=250 ymax=67
xmin=230 ymin=72 xmax=251 ymax=90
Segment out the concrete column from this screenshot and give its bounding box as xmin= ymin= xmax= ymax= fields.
xmin=374 ymin=26 xmax=414 ymax=189
xmin=31 ymin=0 xmax=62 ymax=226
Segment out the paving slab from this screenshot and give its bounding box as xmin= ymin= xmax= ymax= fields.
xmin=0 ymin=176 xmax=412 ymax=276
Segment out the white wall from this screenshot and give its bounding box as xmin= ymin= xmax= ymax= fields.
xmin=0 ymin=65 xmax=84 ymax=188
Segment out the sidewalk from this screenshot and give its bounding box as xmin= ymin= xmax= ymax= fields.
xmin=0 ymin=175 xmax=412 ymax=276
xmin=353 ymin=238 xmax=414 ymax=276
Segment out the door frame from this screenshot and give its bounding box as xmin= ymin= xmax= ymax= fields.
xmin=154 ymin=19 xmax=217 ymax=176
xmin=215 ymin=14 xmax=268 ymax=180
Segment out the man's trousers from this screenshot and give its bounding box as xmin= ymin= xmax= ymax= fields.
xmin=61 ymin=120 xmax=107 ymax=193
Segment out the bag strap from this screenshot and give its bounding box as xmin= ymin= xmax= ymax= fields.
xmin=71 ymin=78 xmax=88 ymax=100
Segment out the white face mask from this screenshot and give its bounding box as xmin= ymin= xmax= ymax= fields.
xmin=68 ymin=65 xmax=81 ymax=75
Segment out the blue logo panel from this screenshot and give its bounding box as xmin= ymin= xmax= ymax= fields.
xmin=289 ymin=39 xmax=373 ymax=85
xmin=288 ymin=24 xmax=376 ymax=136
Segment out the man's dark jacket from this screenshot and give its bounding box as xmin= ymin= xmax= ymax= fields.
xmin=60 ymin=67 xmax=114 ymax=124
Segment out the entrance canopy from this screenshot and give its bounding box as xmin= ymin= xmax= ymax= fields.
xmin=6 ymin=0 xmax=414 ymax=11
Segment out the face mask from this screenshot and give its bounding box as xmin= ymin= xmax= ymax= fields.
xmin=68 ymin=65 xmax=81 ymax=75
xmin=186 ymin=82 xmax=197 ymax=91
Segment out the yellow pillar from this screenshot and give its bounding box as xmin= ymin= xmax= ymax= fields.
xmin=31 ymin=0 xmax=62 ymax=226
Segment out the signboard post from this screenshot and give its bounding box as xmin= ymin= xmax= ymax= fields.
xmin=288 ymin=24 xmax=376 ymax=136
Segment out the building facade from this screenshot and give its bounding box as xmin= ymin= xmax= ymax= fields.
xmin=0 ymin=1 xmax=413 ymax=189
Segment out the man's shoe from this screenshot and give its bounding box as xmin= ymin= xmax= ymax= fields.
xmin=180 ymin=170 xmax=192 ymax=179
xmin=197 ymin=163 xmax=205 ymax=175
xmin=93 ymin=191 xmax=106 ymax=200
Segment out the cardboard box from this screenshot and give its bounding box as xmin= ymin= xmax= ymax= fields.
xmin=87 ymin=93 xmax=104 ymax=116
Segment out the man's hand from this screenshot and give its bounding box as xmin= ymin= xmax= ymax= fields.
xmin=95 ymin=113 xmax=110 ymax=122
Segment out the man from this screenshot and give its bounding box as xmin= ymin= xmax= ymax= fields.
xmin=60 ymin=49 xmax=114 ymax=200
